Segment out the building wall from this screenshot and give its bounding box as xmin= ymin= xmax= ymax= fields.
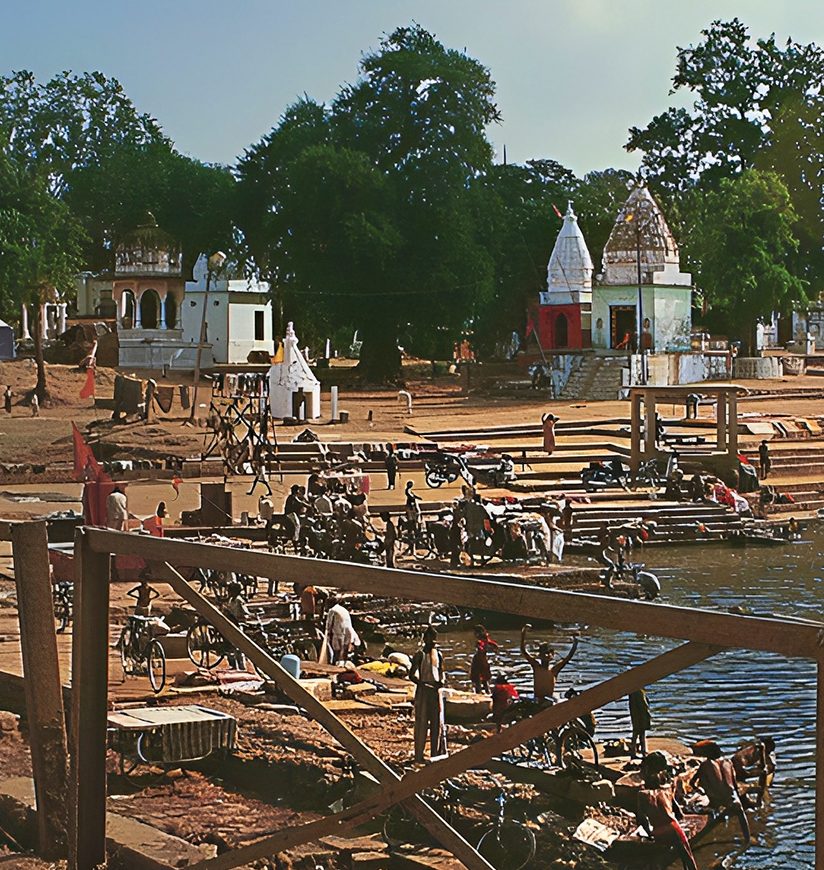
xmin=591 ymin=285 xmax=691 ymax=351
xmin=181 ymin=291 xmax=229 ymax=364
xmin=228 ymin=297 xmax=275 ymax=363
xmin=537 ymin=304 xmax=589 ymax=350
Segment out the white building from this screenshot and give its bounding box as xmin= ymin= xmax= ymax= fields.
xmin=182 ymin=255 xmax=275 ymax=365
xmin=269 ymin=322 xmax=321 ymax=419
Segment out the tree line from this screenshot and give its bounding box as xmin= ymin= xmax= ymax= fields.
xmin=1 ymin=19 xmax=821 ymax=383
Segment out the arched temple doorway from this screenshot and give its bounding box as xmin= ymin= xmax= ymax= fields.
xmin=139 ymin=289 xmax=161 ymax=330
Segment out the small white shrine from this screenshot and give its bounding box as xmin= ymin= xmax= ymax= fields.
xmin=268 ymin=322 xmax=321 ymax=420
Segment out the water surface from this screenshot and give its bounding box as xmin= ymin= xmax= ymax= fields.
xmin=426 ymin=530 xmax=821 ymax=868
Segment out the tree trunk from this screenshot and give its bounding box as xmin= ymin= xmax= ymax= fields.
xmin=31 ymin=301 xmax=48 ymax=402
xmin=357 ymin=318 xmax=401 ymax=383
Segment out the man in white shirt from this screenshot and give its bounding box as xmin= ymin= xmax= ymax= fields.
xmin=324 ymin=598 xmax=359 ymax=664
xmin=106 ymin=486 xmax=129 ymax=531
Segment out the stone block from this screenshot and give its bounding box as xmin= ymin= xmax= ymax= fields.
xmin=299 ymin=677 xmax=332 ymax=701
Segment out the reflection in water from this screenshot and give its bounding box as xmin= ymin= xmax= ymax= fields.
xmin=402 ymin=529 xmax=821 ymax=868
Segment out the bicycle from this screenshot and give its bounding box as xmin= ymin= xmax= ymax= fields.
xmin=503 ymin=700 xmax=599 ymax=770
xmin=476 ymin=790 xmax=536 ymax=870
xmin=52 ymin=580 xmax=73 ymax=633
xmin=117 ymin=615 xmax=166 ymax=693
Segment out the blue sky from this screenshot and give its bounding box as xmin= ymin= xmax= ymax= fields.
xmin=4 ymin=1 xmax=824 ymax=176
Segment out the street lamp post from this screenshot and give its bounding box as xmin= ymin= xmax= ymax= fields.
xmin=188 ymin=251 xmax=226 ymax=423
xmin=635 ymin=224 xmax=646 ymax=385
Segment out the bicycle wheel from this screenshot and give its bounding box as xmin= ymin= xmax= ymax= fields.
xmin=53 ymin=591 xmax=70 ymax=633
xmin=186 ymin=622 xmax=226 ymax=669
xmin=557 ymin=725 xmax=599 ymax=769
xmin=147 ymin=639 xmax=166 ymax=693
xmin=477 ymin=822 xmax=536 ymax=870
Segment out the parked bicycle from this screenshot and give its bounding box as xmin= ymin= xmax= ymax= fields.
xmin=632 ymin=458 xmax=665 ymax=491
xmin=477 ymin=789 xmax=536 ymax=870
xmin=194 ymin=568 xmax=259 ymax=602
xmin=186 ymin=610 xmax=317 ymax=677
xmin=382 ymin=777 xmax=466 ymax=846
xmin=502 ymin=699 xmax=599 ymax=770
xmin=52 ymin=580 xmax=73 ymax=633
xmin=117 ymin=615 xmax=166 ymax=693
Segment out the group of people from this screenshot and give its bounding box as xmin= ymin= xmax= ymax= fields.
xmin=4 ymin=385 xmax=38 ymax=416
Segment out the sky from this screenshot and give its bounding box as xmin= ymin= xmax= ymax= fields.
xmin=3 ymin=1 xmax=824 ymax=177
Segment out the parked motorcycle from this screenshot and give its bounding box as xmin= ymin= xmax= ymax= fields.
xmin=581 ymin=459 xmax=629 ymax=491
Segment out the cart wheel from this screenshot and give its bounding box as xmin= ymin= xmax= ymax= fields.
xmin=186 ymin=622 xmax=226 ymax=669
xmin=147 ymin=639 xmax=166 ymax=693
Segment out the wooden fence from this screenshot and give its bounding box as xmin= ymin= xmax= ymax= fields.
xmin=2 ymin=520 xmax=823 ymax=868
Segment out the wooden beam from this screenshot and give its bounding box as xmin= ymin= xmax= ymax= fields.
xmin=161 ymin=563 xmax=493 ymax=870
xmin=11 ymin=521 xmax=68 ymax=858
xmin=189 ymin=640 xmax=717 ymax=870
xmin=68 ymin=529 xmax=110 ymax=870
xmin=630 ymin=392 xmax=642 ymax=473
xmin=817 ymin=658 xmax=824 ymax=870
xmin=84 ymin=530 xmax=824 ymax=659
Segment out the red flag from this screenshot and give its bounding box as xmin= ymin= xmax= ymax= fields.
xmin=551 ymin=203 xmax=563 ymax=219
xmin=72 ymin=422 xmax=103 ymax=482
xmin=79 ymin=367 xmax=96 ymax=399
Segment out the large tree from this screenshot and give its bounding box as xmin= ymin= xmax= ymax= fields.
xmin=475 ymin=159 xmax=576 ymax=353
xmin=0 ymin=154 xmax=86 ymax=399
xmin=627 ymin=19 xmax=824 ymax=285
xmin=236 ymin=25 xmax=500 ymax=380
xmin=684 ymin=169 xmax=806 ymax=348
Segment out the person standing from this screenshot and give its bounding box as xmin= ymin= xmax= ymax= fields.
xmin=409 ymin=625 xmax=447 ymax=762
xmin=381 ymin=511 xmax=397 ymax=568
xmin=404 ymin=481 xmax=422 ymax=553
xmin=3 ymin=386 xmax=11 ymax=415
xmin=629 ymin=688 xmax=652 ymax=758
xmin=385 ymin=446 xmax=399 ymax=490
xmin=520 ymin=624 xmax=579 ymax=702
xmin=470 ymin=624 xmax=498 ymax=694
xmin=30 ymin=392 xmax=39 ymax=417
xmin=106 ymin=486 xmax=130 ymax=531
xmin=542 ymin=413 xmax=558 ymax=455
xmin=758 ymin=440 xmax=771 ymax=479
xmin=324 ymin=597 xmax=358 ymax=664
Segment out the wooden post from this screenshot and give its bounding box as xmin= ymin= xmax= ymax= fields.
xmin=716 ymin=390 xmax=727 ymax=453
xmin=11 ymin=521 xmax=68 ymax=858
xmin=161 ymin=564 xmax=493 ymax=870
xmin=69 ymin=529 xmax=110 ymax=870
xmin=630 ymin=391 xmax=642 ymax=473
xmin=643 ymin=392 xmax=656 ymax=460
xmin=728 ymin=392 xmax=738 ymax=459
xmin=817 ymin=658 xmax=824 ymax=870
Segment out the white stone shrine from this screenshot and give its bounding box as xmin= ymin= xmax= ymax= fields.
xmin=268 ymin=323 xmax=321 ymax=420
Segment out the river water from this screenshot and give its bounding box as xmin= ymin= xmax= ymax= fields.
xmin=425 ymin=528 xmax=821 ymax=868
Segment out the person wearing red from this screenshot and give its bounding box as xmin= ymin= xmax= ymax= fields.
xmin=542 ymin=413 xmax=559 ymax=455
xmin=491 ymin=674 xmax=519 ymax=732
xmin=470 ymin=624 xmax=498 ymax=693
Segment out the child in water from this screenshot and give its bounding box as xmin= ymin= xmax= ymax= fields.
xmin=470 ymin=624 xmax=498 ymax=693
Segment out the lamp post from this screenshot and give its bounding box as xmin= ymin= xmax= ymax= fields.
xmin=188 ymin=251 xmax=226 ymax=423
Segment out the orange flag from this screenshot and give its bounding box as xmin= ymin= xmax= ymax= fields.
xmin=79 ymin=367 xmax=96 ymax=399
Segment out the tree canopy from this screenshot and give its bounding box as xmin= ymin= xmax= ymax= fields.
xmin=236 ymin=25 xmax=500 ymax=379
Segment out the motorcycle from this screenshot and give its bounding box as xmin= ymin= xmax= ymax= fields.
xmin=424 ymin=452 xmax=471 ymax=488
xmin=581 ymin=460 xmax=628 ymax=491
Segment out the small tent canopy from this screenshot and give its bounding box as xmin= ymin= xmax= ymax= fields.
xmin=268 ymin=322 xmax=321 ymax=420
xmin=0 ymin=320 xmax=15 ymax=360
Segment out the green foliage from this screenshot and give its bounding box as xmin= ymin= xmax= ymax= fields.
xmin=0 ymin=152 xmax=86 ymax=309
xmin=627 ymin=19 xmax=824 ymax=286
xmin=474 ymin=159 xmax=576 ymax=352
xmin=685 ymin=169 xmax=805 ymax=341
xmin=236 ymin=25 xmax=500 ymax=379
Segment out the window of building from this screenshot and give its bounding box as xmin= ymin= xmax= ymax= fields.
xmin=254 ymin=310 xmax=265 ymax=341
